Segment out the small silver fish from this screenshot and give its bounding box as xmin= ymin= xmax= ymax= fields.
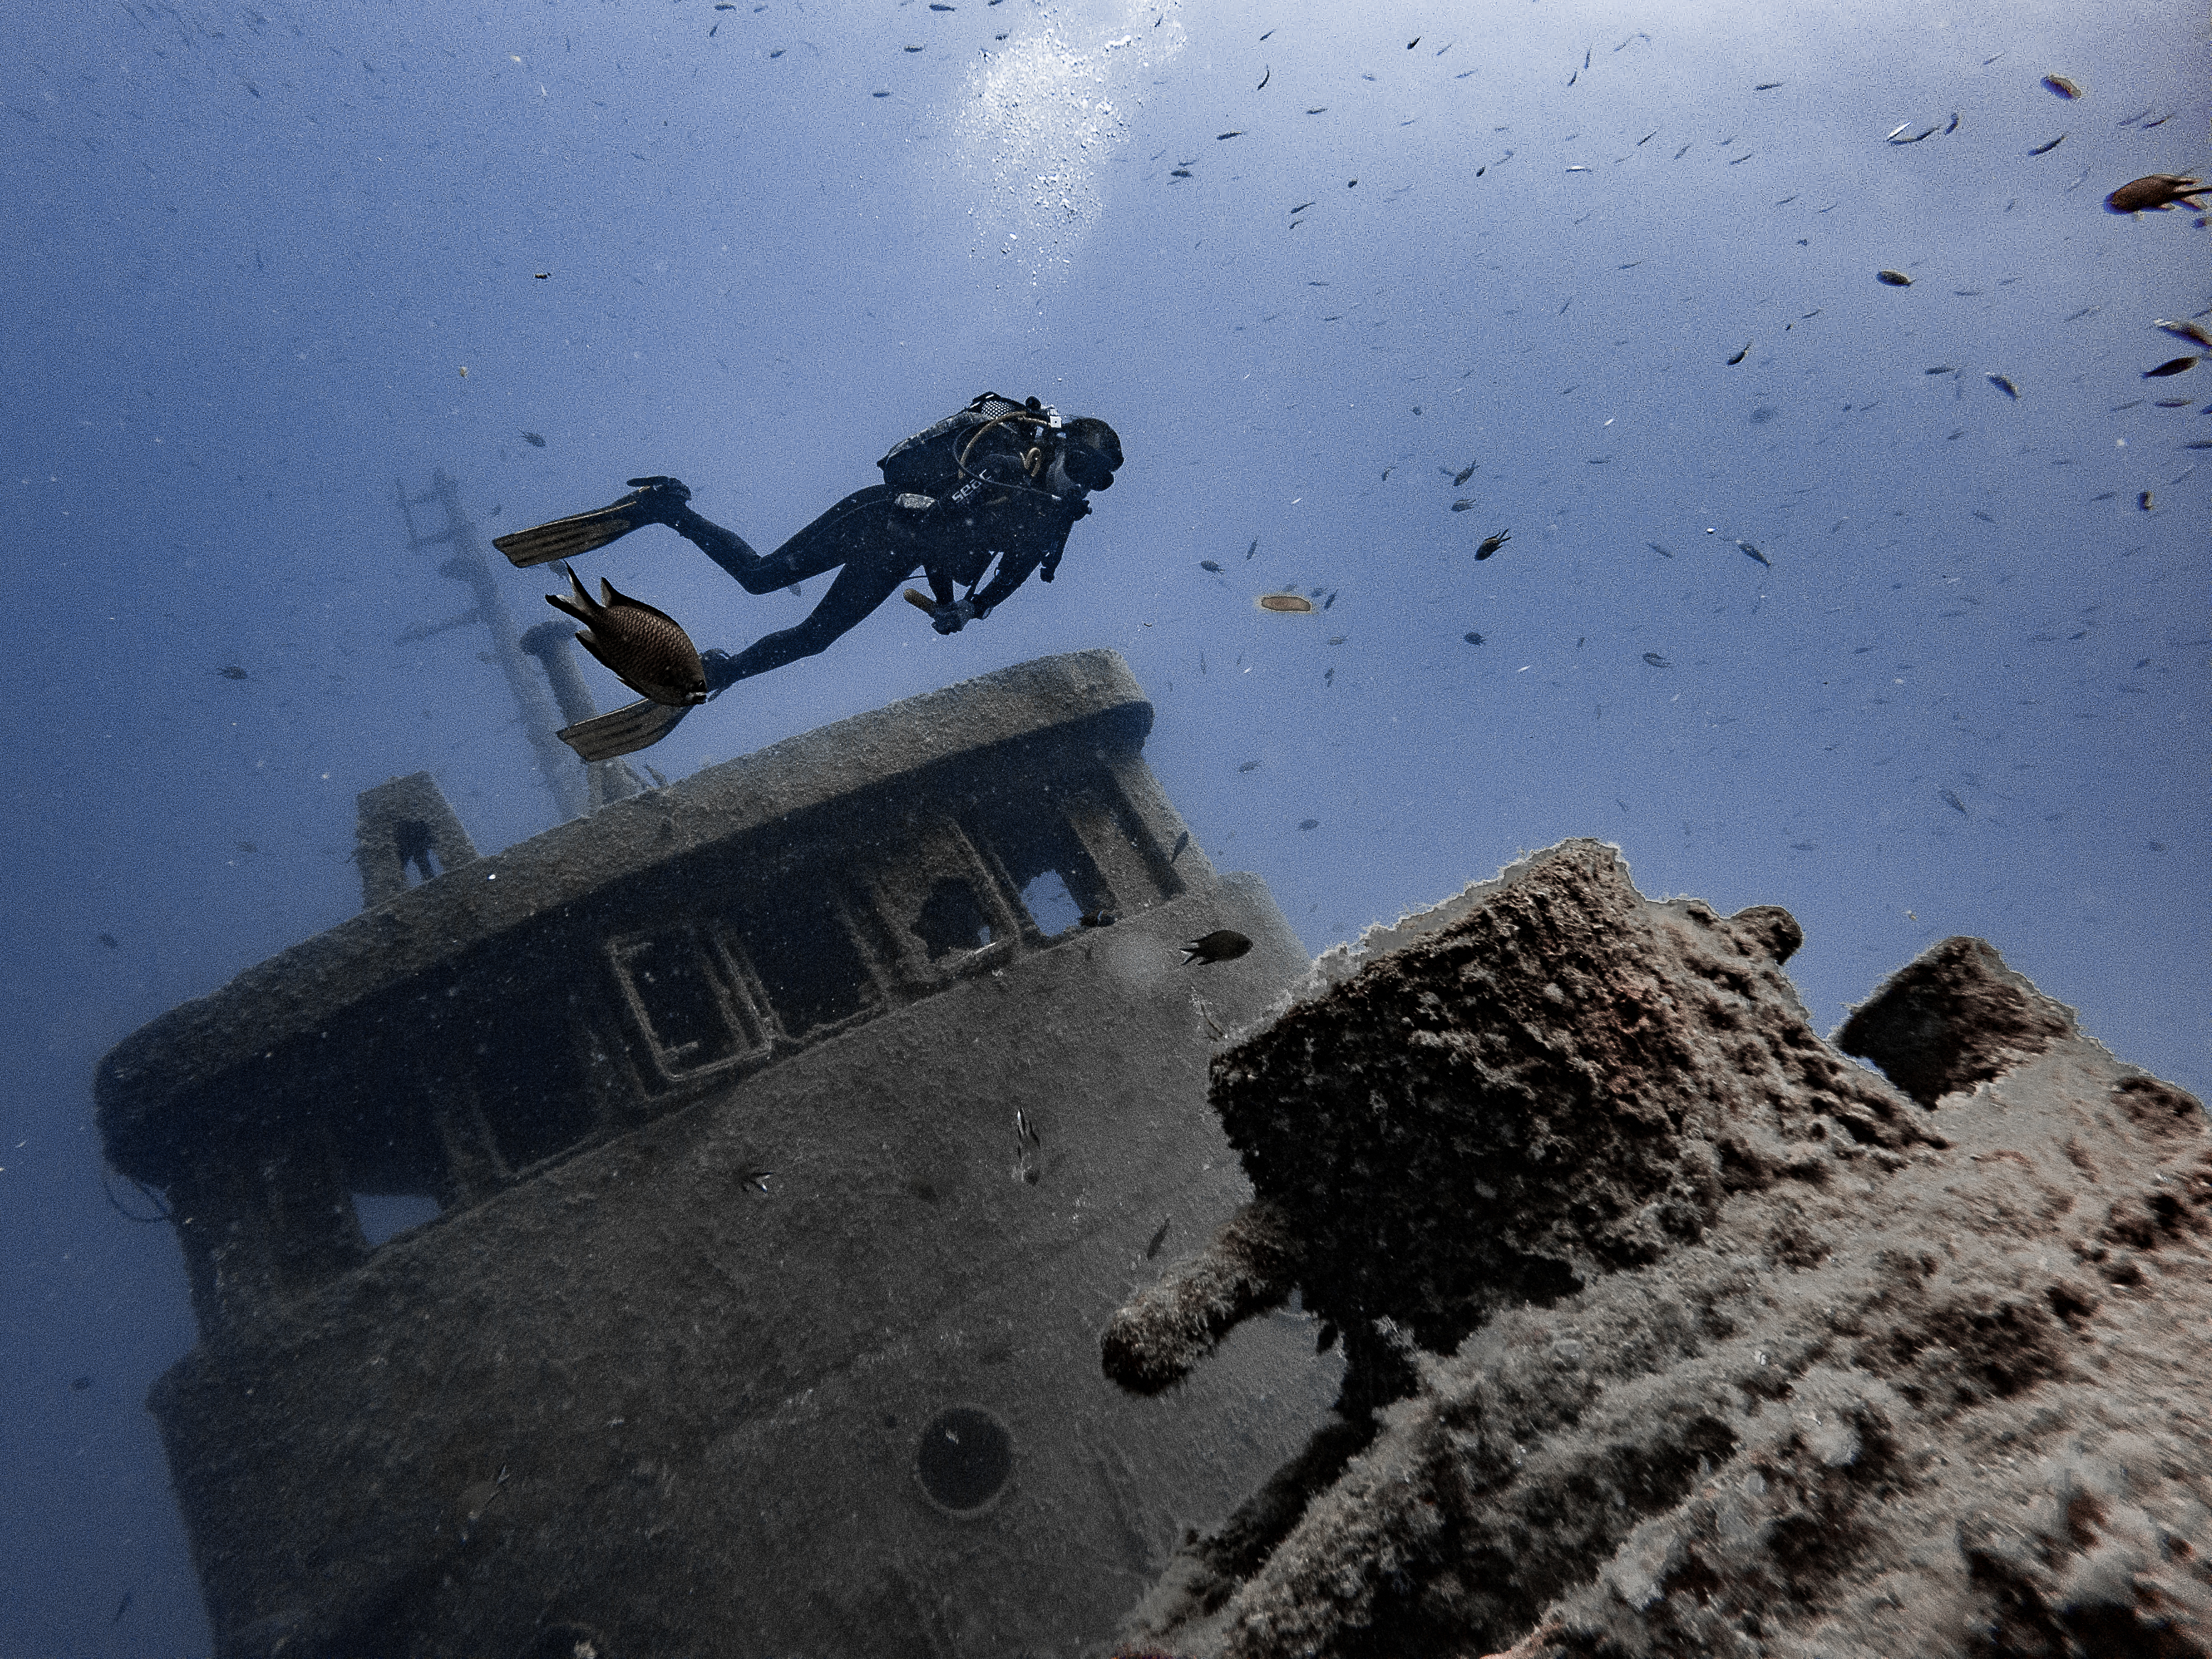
xmin=1939 ymin=788 xmax=1967 ymax=815
xmin=1145 ymin=1218 xmax=1171 ymax=1258
xmin=1986 ymin=373 xmax=2019 ymax=399
xmin=1737 ymin=540 xmax=1770 ymax=566
xmin=1453 ymin=462 xmax=1477 ymax=485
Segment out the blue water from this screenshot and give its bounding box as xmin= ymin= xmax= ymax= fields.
xmin=3 ymin=1 xmax=2204 ymax=1650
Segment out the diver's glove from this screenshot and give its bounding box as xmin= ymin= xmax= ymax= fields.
xmin=623 ymin=475 xmax=693 ymax=525
xmin=930 ymin=598 xmax=978 ymax=635
xmin=699 ymin=647 xmax=739 ymax=696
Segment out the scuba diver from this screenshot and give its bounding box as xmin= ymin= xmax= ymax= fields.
xmin=493 ymin=393 xmax=1125 ymax=760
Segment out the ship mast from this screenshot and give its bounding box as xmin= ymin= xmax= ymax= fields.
xmin=395 ymin=470 xmax=587 ymax=822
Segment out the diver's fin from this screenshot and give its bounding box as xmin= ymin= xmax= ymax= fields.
xmin=493 ymin=499 xmax=650 ymax=568
xmin=902 ymin=587 xmax=936 ymax=613
xmin=557 ymin=699 xmax=692 ymax=762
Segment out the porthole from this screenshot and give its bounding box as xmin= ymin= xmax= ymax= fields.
xmin=914 ymin=1404 xmax=1013 ymax=1517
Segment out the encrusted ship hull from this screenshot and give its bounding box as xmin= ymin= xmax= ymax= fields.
xmin=97 ymin=651 xmax=1338 ymax=1659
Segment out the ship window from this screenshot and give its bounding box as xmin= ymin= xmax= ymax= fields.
xmin=738 ymin=888 xmax=878 ymax=1037
xmin=977 ymin=803 xmax=1113 ymax=928
xmin=610 ymin=930 xmax=748 ymax=1077
xmin=393 ymin=817 xmax=441 ymax=884
xmin=1018 ymin=869 xmax=1084 ymax=935
xmin=912 ymin=877 xmax=996 ymax=960
xmin=351 ymin=1191 xmax=441 ymax=1246
xmin=473 ymin=993 xmax=599 ymax=1167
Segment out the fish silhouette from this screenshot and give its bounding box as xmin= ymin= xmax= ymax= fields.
xmin=1181 ymin=928 xmax=1252 ymax=966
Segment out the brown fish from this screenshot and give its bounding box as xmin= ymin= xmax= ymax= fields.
xmin=1876 ymin=269 xmax=1913 ymax=286
xmin=546 ymin=564 xmax=708 ymax=708
xmin=1475 ymin=529 xmax=1511 ymax=558
xmin=2155 ymin=318 xmax=2212 ymax=349
xmin=2104 ymin=174 xmax=2207 ymax=214
xmin=2141 ymin=356 xmax=2198 ymax=378
xmin=1257 ymin=592 xmax=1316 ymax=613
xmin=2041 ymin=73 xmax=2082 ymax=99
xmin=1180 ymin=928 xmax=1252 ymax=966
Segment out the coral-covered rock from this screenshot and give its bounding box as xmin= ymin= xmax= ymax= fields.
xmin=1104 ymin=840 xmax=2211 ymax=1659
xmin=1836 ymin=935 xmax=2076 ymax=1108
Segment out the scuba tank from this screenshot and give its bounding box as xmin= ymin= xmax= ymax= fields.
xmin=877 ymin=393 xmax=1062 ymax=501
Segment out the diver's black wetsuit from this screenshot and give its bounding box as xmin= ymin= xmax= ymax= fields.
xmin=651 ymin=419 xmax=1095 ymax=694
